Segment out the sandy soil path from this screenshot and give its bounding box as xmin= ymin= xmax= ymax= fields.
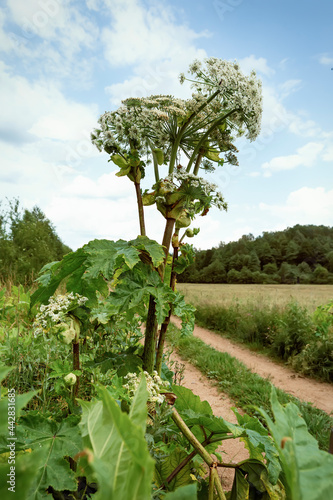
xmin=171 ymin=316 xmax=333 ymax=414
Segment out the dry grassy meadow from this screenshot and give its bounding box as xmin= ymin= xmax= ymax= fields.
xmin=177 ymin=283 xmax=333 ymax=312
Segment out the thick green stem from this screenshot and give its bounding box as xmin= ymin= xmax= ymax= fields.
xmin=162 ymin=218 xmax=176 ymax=264
xmin=171 ymin=408 xmax=214 ymax=465
xmin=155 ymin=244 xmax=178 ymax=375
xmin=142 ymin=295 xmax=158 ymax=373
xmin=212 ymin=467 xmax=227 ymax=500
xmin=72 ymin=341 xmax=80 ymax=401
xmin=193 ymin=151 xmax=203 ymax=176
xmin=166 ymin=431 xmax=214 ymax=484
xmin=134 ymin=181 xmax=146 ymax=236
xmin=208 ymin=468 xmax=215 ymax=500
xmin=172 ymin=407 xmax=227 ymax=498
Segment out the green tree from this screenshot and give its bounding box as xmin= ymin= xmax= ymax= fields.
xmin=263 ymin=262 xmax=278 ymax=275
xmin=0 ymin=200 xmax=71 ymax=284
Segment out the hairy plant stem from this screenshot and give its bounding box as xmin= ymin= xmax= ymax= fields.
xmin=134 ymin=181 xmax=146 ymax=236
xmin=155 ymin=243 xmax=178 ymax=375
xmin=162 ymin=218 xmax=176 ymax=263
xmin=171 ymin=407 xmax=226 ymax=498
xmin=166 ymin=433 xmax=232 ymax=484
xmin=142 ymin=295 xmax=158 ymax=373
xmin=72 ymin=340 xmax=80 ymax=401
xmin=171 ymin=408 xmax=216 ymax=465
xmin=212 ymin=466 xmax=227 ymax=500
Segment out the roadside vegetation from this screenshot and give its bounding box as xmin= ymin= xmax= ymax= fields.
xmin=167 ymin=322 xmax=333 ymax=451
xmin=178 ymin=284 xmax=333 ymax=383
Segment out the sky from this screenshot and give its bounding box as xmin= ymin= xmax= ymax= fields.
xmin=0 ymin=0 xmax=332 ymax=251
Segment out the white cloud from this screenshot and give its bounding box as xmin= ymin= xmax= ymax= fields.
xmin=62 ymin=173 xmax=133 ymax=199
xmin=279 ymin=79 xmax=302 ymax=99
xmin=101 ymin=0 xmax=209 ymax=67
xmin=262 ymin=142 xmax=324 ymax=176
xmin=322 ymin=144 xmax=333 ymax=162
xmin=259 ymin=187 xmax=333 ymax=226
xmin=101 ymin=0 xmax=208 ymax=104
xmin=4 ymin=0 xmax=99 ymax=86
xmin=239 ymin=55 xmax=275 ymax=77
xmin=319 ymin=54 xmax=333 ymax=65
xmin=0 ymin=62 xmax=99 ymax=143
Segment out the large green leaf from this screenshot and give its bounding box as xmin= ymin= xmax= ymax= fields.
xmin=233 ymin=410 xmax=281 ymax=484
xmin=257 ymin=387 xmax=333 ymax=500
xmin=229 ymin=468 xmax=250 ymax=500
xmin=84 ymin=239 xmax=141 ymax=279
xmin=17 ymin=414 xmax=82 ymax=498
xmin=31 ymin=249 xmax=87 ymax=306
xmin=129 ymin=235 xmax=165 ymax=268
xmin=0 ymin=366 xmax=37 ymax=437
xmin=0 ymin=450 xmax=44 ymax=500
xmin=172 ymin=385 xmax=213 ymax=416
xmin=237 ymin=459 xmax=285 ymax=499
xmin=155 ymin=447 xmax=194 ymax=491
xmin=108 ymin=263 xmax=174 ymax=323
xmin=172 ymin=293 xmax=196 ymax=336
xmin=79 ymin=378 xmax=155 ymax=500
xmin=164 ymin=484 xmax=197 ymax=499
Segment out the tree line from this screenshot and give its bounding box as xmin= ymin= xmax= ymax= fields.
xmin=0 ymin=199 xmax=71 ymax=285
xmin=178 ymin=224 xmax=333 ymax=284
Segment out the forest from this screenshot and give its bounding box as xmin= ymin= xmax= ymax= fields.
xmin=178 ymin=224 xmax=333 ymax=284
xmin=0 ymin=200 xmax=71 ymax=285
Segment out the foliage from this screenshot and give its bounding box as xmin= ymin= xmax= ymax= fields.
xmin=167 ymin=322 xmax=333 ymax=451
xmin=0 ymin=199 xmax=71 ymax=285
xmin=79 ymin=379 xmax=155 ymax=500
xmin=192 ymin=300 xmax=333 ymax=382
xmin=178 ymin=224 xmax=333 ymax=284
xmin=257 ymin=387 xmax=333 ymax=500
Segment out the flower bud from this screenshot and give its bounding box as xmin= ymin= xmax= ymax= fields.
xmin=64 ymin=373 xmax=77 ymax=386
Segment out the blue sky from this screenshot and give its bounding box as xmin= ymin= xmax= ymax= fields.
xmin=0 ymin=0 xmax=332 ymax=251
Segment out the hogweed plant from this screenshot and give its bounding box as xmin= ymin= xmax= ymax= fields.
xmin=32 ymin=57 xmax=263 ymax=377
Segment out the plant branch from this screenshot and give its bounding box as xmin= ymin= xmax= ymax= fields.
xmin=155 ymin=241 xmax=178 ymax=374
xmin=212 ymin=466 xmax=227 ymax=500
xmin=171 ymin=408 xmax=214 ymax=465
xmin=161 ymin=218 xmax=176 ymax=265
xmin=193 ymin=151 xmax=203 ymax=176
xmin=168 ymin=88 xmax=222 ymax=175
xmin=186 ymin=108 xmax=240 ymax=173
xmin=134 ymin=181 xmax=146 ymax=237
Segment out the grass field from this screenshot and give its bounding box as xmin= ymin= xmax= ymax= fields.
xmin=177 ymin=283 xmax=333 ymax=312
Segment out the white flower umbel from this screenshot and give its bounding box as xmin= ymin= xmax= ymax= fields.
xmin=123 ymin=371 xmax=169 ymax=404
xmin=33 ymin=293 xmax=87 ymax=338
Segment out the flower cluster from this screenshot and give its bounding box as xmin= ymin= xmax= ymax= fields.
xmin=91 ymin=94 xmax=188 ymax=162
xmin=33 ymin=293 xmax=87 ymax=338
xmin=162 ymin=167 xmax=228 ymax=212
xmin=180 ymin=57 xmax=263 ymax=141
xmin=123 ymin=371 xmax=169 ymax=404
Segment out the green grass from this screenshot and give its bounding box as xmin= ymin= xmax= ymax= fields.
xmin=167 ymin=322 xmax=333 ymax=451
